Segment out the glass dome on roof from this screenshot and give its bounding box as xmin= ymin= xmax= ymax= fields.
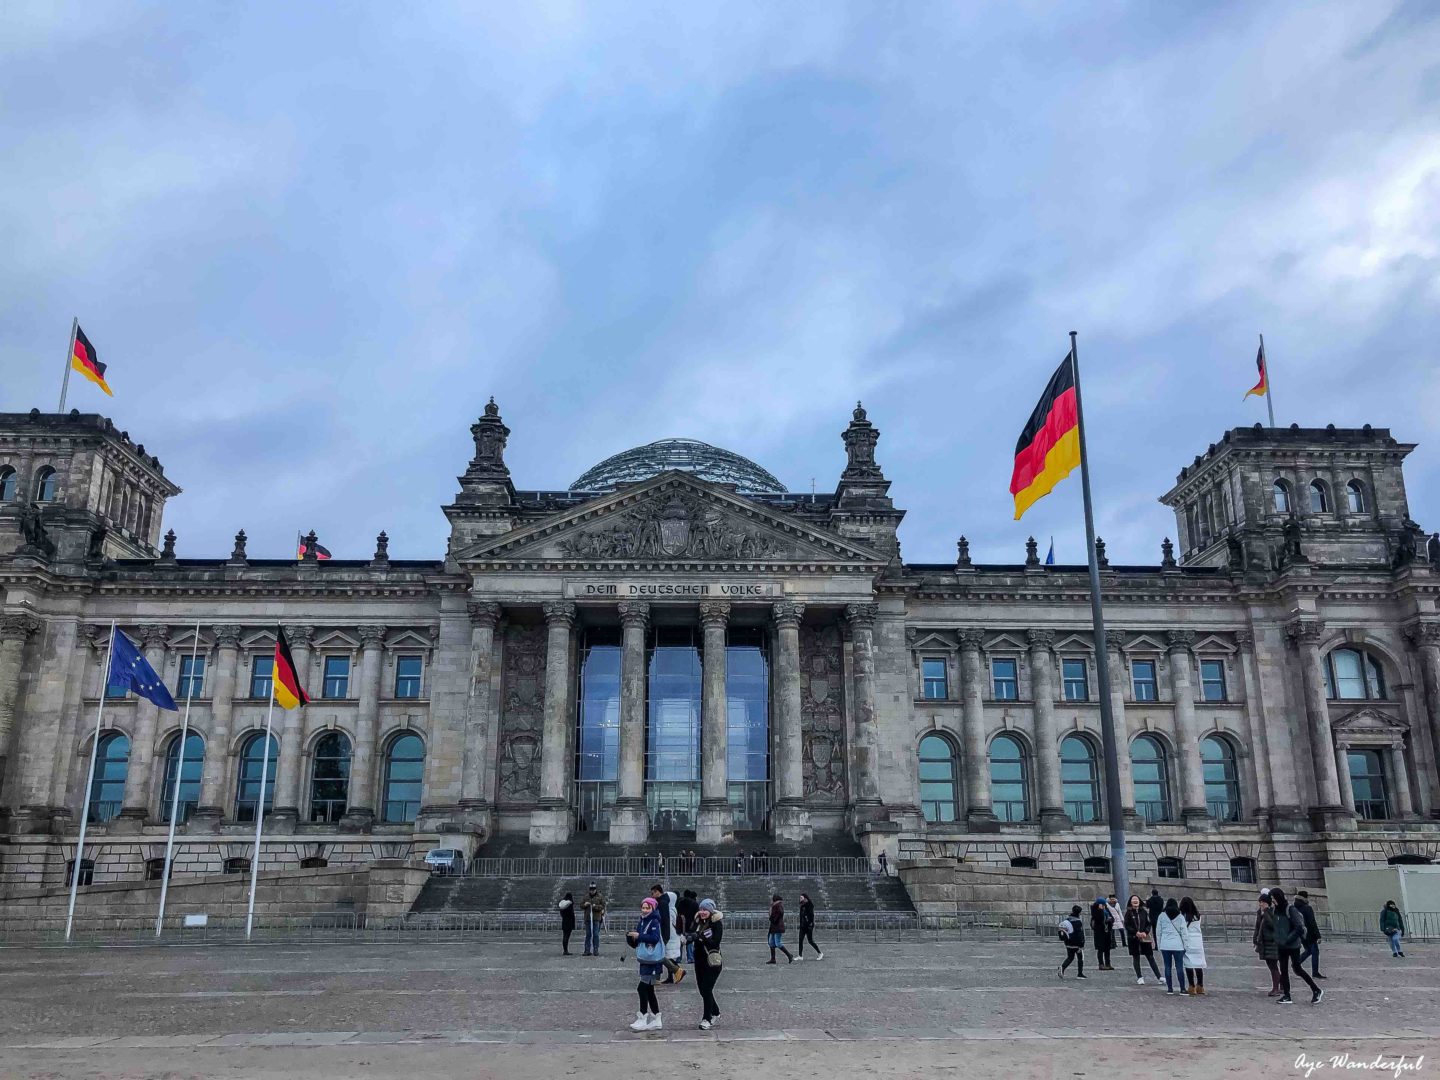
xmin=570 ymin=438 xmax=787 ymax=494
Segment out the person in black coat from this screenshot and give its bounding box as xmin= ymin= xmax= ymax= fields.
xmin=1090 ymin=897 xmax=1114 ymax=970
xmin=693 ymin=899 xmax=725 ymax=1029
xmin=558 ymin=892 xmax=576 ymax=955
xmin=1292 ymin=890 xmax=1324 ymax=979
xmin=796 ymin=892 xmax=823 ymax=960
xmin=1146 ymin=889 xmax=1164 ymax=928
xmin=1058 ymin=905 xmax=1087 ymax=978
xmin=1124 ymin=893 xmax=1162 ymax=983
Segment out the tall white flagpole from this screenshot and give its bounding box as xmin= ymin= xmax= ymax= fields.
xmin=244 ymin=671 xmax=278 ymax=941
xmin=66 ymin=618 xmax=116 ymax=941
xmin=58 ymin=317 xmax=78 ymax=414
xmin=155 ymin=620 xmax=201 ymax=936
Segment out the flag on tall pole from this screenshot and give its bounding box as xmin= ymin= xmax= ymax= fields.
xmin=246 ymin=626 xmax=309 ymax=940
xmin=1245 ymin=334 xmax=1277 ymax=428
xmin=59 ymin=320 xmax=112 ymax=412
xmin=1010 ymin=334 xmax=1130 ymax=903
xmin=1045 ymin=538 xmax=1055 ymax=565
xmin=156 ymin=621 xmax=202 ymax=936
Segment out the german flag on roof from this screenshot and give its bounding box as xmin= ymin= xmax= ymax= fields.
xmin=71 ymin=324 xmax=112 ymax=396
xmin=273 ymin=626 xmax=310 ymax=709
xmin=1010 ymin=351 xmax=1080 ymax=519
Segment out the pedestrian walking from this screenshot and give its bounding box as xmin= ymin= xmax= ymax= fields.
xmin=1254 ymin=890 xmax=1279 ymax=995
xmin=693 ymin=898 xmax=724 ymax=1030
xmin=677 ymin=889 xmax=700 ymax=964
xmin=1124 ymin=894 xmax=1162 ymax=984
xmin=626 ymin=896 xmax=665 ymax=1031
xmin=877 ymin=851 xmax=889 ymax=876
xmin=581 ymin=882 xmax=606 ymax=957
xmin=767 ymin=893 xmax=794 ymax=964
xmin=1381 ymin=900 xmax=1406 ymax=957
xmin=1292 ymin=890 xmax=1325 ymax=979
xmin=1057 ymin=904 xmax=1088 ymax=979
xmin=1179 ymin=896 xmax=1206 ymax=996
xmin=1155 ymin=897 xmax=1187 ymax=995
xmin=1090 ymin=897 xmax=1114 ymax=970
xmin=558 ymin=891 xmax=576 ymax=955
xmin=1107 ymin=894 xmax=1126 ymax=949
xmin=649 ymin=884 xmax=686 ymax=985
xmin=796 ymin=892 xmax=823 ymax=960
xmin=1269 ymin=888 xmax=1322 ymax=1005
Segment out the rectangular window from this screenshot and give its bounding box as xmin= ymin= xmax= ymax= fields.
xmin=177 ymin=654 xmax=206 ymax=700
xmin=991 ymin=658 xmax=1019 ymax=701
xmin=1062 ymin=658 xmax=1089 ymax=702
xmin=322 ymin=655 xmax=350 ymax=699
xmin=249 ymin=655 xmax=273 ymax=700
xmin=104 ymin=679 xmax=128 ymax=699
xmin=1157 ymin=857 xmax=1184 ymax=879
xmin=921 ymin=657 xmax=948 ymax=700
xmin=1200 ymin=659 xmax=1227 ymax=702
xmin=1131 ymin=659 xmax=1158 ymax=702
xmin=394 ymin=655 xmax=423 ymax=699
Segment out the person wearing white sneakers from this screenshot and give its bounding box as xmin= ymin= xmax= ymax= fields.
xmin=693 ymin=899 xmax=724 ymax=1030
xmin=626 ymin=896 xmax=666 ymax=1031
xmin=1123 ymin=893 xmax=1161 ymax=985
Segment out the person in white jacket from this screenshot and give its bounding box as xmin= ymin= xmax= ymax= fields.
xmin=1154 ymin=897 xmax=1188 ymax=995
xmin=1179 ymin=896 xmax=1207 ymax=995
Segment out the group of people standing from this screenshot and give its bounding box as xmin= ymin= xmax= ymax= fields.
xmin=1060 ymin=890 xmax=1211 ymax=996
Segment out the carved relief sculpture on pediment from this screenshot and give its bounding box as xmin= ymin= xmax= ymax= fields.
xmin=497 ymin=623 xmax=545 ymax=802
xmin=557 ymin=492 xmax=795 ymax=561
xmin=800 ymin=622 xmax=847 ymax=803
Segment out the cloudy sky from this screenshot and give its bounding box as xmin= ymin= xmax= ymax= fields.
xmin=3 ymin=2 xmax=1438 ymax=565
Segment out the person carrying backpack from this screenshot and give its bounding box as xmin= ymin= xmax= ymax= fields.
xmin=1269 ymin=888 xmax=1322 ymax=1005
xmin=1057 ymin=904 xmax=1088 ymax=979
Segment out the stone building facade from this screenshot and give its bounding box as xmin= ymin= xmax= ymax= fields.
xmin=2 ymin=404 xmax=1438 ymax=894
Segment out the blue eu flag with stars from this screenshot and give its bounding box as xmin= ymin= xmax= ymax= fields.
xmin=107 ymin=630 xmax=178 ymax=711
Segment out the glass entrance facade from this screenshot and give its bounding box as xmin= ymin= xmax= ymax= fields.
xmin=647 ymin=626 xmax=702 ymax=830
xmin=726 ymin=626 xmax=769 ymax=831
xmin=575 ymin=627 xmax=621 ymax=832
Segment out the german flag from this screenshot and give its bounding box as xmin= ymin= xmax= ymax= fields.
xmin=1010 ymin=351 xmax=1080 ymax=519
xmin=1244 ymin=342 xmax=1268 ymax=399
xmin=71 ymin=324 xmax=112 ymax=396
xmin=273 ymin=626 xmax=310 ymax=709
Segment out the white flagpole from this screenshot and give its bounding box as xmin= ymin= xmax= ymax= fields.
xmin=66 ymin=618 xmax=116 ymax=940
xmin=155 ymin=620 xmax=201 ymax=936
xmin=244 ymin=672 xmax=278 ymax=941
xmin=58 ymin=317 xmax=78 ymax=413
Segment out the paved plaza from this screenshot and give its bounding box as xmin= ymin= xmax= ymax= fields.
xmin=0 ymin=933 xmax=1435 ymax=1078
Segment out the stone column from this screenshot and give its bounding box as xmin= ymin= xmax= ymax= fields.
xmin=0 ymin=614 xmax=39 ymax=784
xmin=530 ymin=601 xmax=576 ymax=844
xmin=1388 ymin=741 xmax=1415 ymax=818
xmin=1288 ymin=619 xmax=1351 ymax=830
xmin=458 ymin=603 xmax=501 ymax=830
xmin=846 ymin=603 xmax=882 ymax=813
xmin=117 ymin=624 xmax=169 ymax=829
xmin=194 ymin=625 xmax=241 ymax=830
xmin=1166 ymin=630 xmax=1211 ymax=830
xmin=1028 ymin=629 xmax=1069 ymax=830
xmin=1403 ymin=622 xmax=1440 ymax=815
xmin=1335 ymin=741 xmax=1355 ymax=813
xmin=609 ymin=600 xmax=650 ymax=844
xmin=1103 ymin=630 xmax=1138 ymax=828
xmin=771 ymin=600 xmax=811 ymax=842
xmin=265 ymin=624 xmax=313 ymax=830
xmin=342 ymin=624 xmax=387 ymax=828
xmin=957 ymin=628 xmax=996 ymax=828
xmin=1232 ymin=630 xmax=1278 ymax=821
xmin=697 ymin=600 xmax=733 ymax=845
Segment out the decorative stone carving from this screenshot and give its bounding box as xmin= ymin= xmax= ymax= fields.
xmin=618 ymin=599 xmax=650 ymax=629
xmin=213 ymin=625 xmax=243 ymax=649
xmin=0 ymin=615 xmax=40 ymax=642
xmin=1027 ymin=628 xmax=1054 ymax=650
xmin=698 ymin=601 xmax=730 ymax=629
xmin=229 ymin=529 xmax=248 ymax=563
xmin=1285 ymin=619 xmax=1324 ymax=646
xmin=288 ymin=624 xmax=316 ymax=646
xmin=1161 ymin=537 xmax=1176 ymax=568
xmin=372 ymin=531 xmax=390 ymax=566
xmin=800 ymin=622 xmax=846 ymax=802
xmin=841 ymin=402 xmax=882 ymax=480
xmin=467 ymin=601 xmax=502 ymax=628
xmin=138 ymin=624 xmax=169 ymax=650
xmin=1166 ymin=629 xmax=1196 ymax=652
xmin=1094 ymin=537 xmax=1109 ymax=568
xmin=956 ymin=536 xmax=972 ymax=568
xmin=772 ymin=601 xmax=805 ymax=627
xmin=357 ymin=625 xmax=387 ymax=647
xmin=1403 ymin=622 xmax=1440 ymax=648
xmin=957 ymin=627 xmax=986 ymax=651
xmin=542 ymin=600 xmax=577 ymax=626
xmin=557 ymin=492 xmax=791 ymax=561
xmin=845 ymin=603 xmax=878 ymax=628
xmin=1025 ymin=536 xmax=1040 ymax=567
xmin=159 ymin=529 xmax=177 ymax=561
xmin=1233 ymin=629 xmax=1254 ymax=649
xmin=16 ymin=502 xmax=54 ymax=558
xmin=1104 ymin=628 xmax=1127 ymax=652
xmin=463 ymin=397 xmax=512 ymax=481
xmin=300 ymin=530 xmax=320 ymax=563
xmin=498 ymin=622 xmax=545 ymax=802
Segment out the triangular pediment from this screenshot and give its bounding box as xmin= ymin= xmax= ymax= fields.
xmin=454 ymin=472 xmax=888 ymax=568
xmin=1333 ymin=706 xmax=1408 ymax=733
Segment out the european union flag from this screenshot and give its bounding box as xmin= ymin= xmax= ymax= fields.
xmin=1045 ymin=538 xmax=1056 ymax=565
xmin=107 ymin=630 xmax=178 ymax=711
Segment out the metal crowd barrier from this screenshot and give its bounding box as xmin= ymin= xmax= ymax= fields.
xmin=459 ymin=856 xmax=875 ymax=878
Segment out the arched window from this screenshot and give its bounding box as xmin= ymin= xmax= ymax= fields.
xmin=0 ymin=466 xmax=15 ymax=501
xmin=989 ymin=734 xmax=1029 ymax=823
xmin=309 ymin=731 xmax=352 ymax=823
xmin=1009 ymin=856 xmax=1037 ymax=869
xmin=1273 ymin=479 xmax=1291 ymax=513
xmin=1131 ymin=734 xmax=1172 ymax=824
xmin=1346 ymin=480 xmax=1367 ymax=515
xmin=235 ymin=732 xmax=278 ymax=823
xmin=1387 ymin=853 xmax=1433 ymax=866
xmin=381 ymin=733 xmax=424 ymax=823
xmin=918 ymin=733 xmax=960 ymax=823
xmin=1347 ymin=748 xmax=1390 ymax=820
xmin=1083 ymin=856 xmax=1110 ymax=875
xmin=34 ymin=466 xmax=57 ymax=502
xmin=223 ymin=856 xmax=250 ymax=875
xmin=1324 ymin=648 xmax=1386 ymax=700
xmin=88 ymin=731 xmax=129 ymax=823
xmin=1229 ymin=856 xmax=1257 ymax=883
xmin=1308 ymin=479 xmax=1329 ymax=514
xmin=1201 ymin=736 xmax=1241 ymax=821
xmin=1060 ymin=735 xmax=1101 ymax=823
xmin=160 ymin=731 xmax=203 ymax=824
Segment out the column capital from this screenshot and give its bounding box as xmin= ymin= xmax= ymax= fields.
xmin=698 ymin=600 xmax=731 ymax=630
xmin=957 ymin=627 xmax=986 ymax=651
xmin=0 ymin=614 xmax=40 ymax=642
xmin=1285 ymin=618 xmax=1324 ymax=647
xmin=1403 ymin=620 xmax=1440 ymax=648
xmin=1166 ymin=629 xmax=1197 ymax=653
xmin=138 ymin=623 xmax=169 ymax=650
xmin=618 ymin=599 xmax=650 ymax=629
xmin=1104 ymin=629 xmax=1127 ymax=652
xmin=357 ymin=624 xmax=388 ymax=647
xmin=844 ymin=602 xmax=878 ymax=628
xmin=542 ymin=600 xmax=577 ymax=627
xmin=287 ymin=624 xmax=316 ymax=646
xmin=772 ymin=601 xmax=805 ymax=628
xmin=1233 ymin=628 xmax=1254 ymax=649
xmin=467 ymin=601 xmax=502 ymax=629
xmin=212 ymin=624 xmax=243 ymax=649
xmin=1026 ymin=628 xmax=1054 ymax=651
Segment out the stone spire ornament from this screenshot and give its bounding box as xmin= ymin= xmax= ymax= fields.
xmin=956 ymin=535 xmax=972 ymax=568
xmin=463 ymin=397 xmax=512 ymax=482
xmin=229 ymin=529 xmax=248 ymax=565
xmin=1161 ymin=536 xmax=1176 ymax=568
xmin=840 ymin=401 xmax=882 ymax=480
xmin=1095 ymin=536 xmax=1109 ymax=568
xmin=1025 ymin=536 xmax=1040 ymax=567
xmin=372 ymin=530 xmax=390 ymax=567
xmin=159 ymin=529 xmax=177 ymax=563
xmin=301 ymin=529 xmax=320 ymax=563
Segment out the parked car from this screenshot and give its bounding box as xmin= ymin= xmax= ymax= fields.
xmin=423 ymin=848 xmax=465 ymax=875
